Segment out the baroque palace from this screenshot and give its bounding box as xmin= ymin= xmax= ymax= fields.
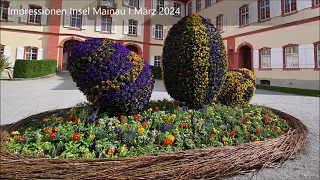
xmin=0 ymin=0 xmax=319 ymax=89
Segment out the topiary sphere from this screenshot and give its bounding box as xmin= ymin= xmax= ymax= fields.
xmin=216 ymin=68 xmax=256 ymax=107
xmin=162 ymin=13 xmax=228 ymax=107
xmin=67 ymin=38 xmax=154 ymax=115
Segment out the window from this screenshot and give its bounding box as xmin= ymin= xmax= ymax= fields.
xmin=260 ymin=49 xmax=271 ymax=68
xmin=283 ymin=0 xmax=297 ymax=14
xmin=154 ymin=56 xmax=161 ymax=67
xmin=129 ymin=0 xmax=139 ymax=8
xmin=196 ymin=0 xmax=201 ymax=12
xmin=0 ymin=1 xmax=9 ymax=20
xmin=28 ymin=5 xmax=41 ymax=24
xmin=101 ymin=16 xmax=112 ymax=32
xmin=25 ymin=47 xmax=38 ymax=60
xmin=216 ymin=15 xmax=223 ymax=31
xmin=317 ymin=44 xmax=320 ymax=68
xmin=188 ymin=2 xmax=192 ymax=15
xmin=259 ymin=0 xmax=270 ymax=21
xmin=155 ymin=25 xmax=163 ymax=39
xmin=285 ymin=46 xmax=299 ymax=68
xmin=240 ymin=5 xmax=249 ymax=26
xmin=313 ymin=0 xmax=320 ymax=7
xmin=0 ymin=45 xmax=4 ymax=55
xmin=71 ymin=11 xmax=82 ymax=29
xmin=101 ymin=0 xmax=113 ymax=6
xmin=128 ymin=20 xmax=137 ymax=35
xmin=173 ymin=3 xmax=181 ymax=16
xmin=156 ymin=0 xmax=164 ymax=13
xmin=206 ymin=0 xmax=212 ymax=7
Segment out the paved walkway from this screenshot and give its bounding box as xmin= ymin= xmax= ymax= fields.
xmin=0 ymin=72 xmax=319 ymax=179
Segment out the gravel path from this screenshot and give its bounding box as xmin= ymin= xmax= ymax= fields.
xmin=0 ymin=72 xmax=319 ymax=180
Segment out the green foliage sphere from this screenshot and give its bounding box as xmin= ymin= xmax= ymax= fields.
xmin=162 ymin=13 xmax=228 ymax=107
xmin=217 ymin=68 xmax=256 ymax=106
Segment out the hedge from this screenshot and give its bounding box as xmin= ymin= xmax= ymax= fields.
xmin=13 ymin=60 xmax=57 ymax=78
xmin=150 ymin=66 xmax=162 ymax=79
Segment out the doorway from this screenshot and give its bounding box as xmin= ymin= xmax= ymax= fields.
xmin=62 ymin=40 xmax=79 ymax=70
xmin=238 ymin=45 xmax=252 ymax=70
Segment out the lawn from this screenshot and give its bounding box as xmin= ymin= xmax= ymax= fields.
xmin=257 ymin=85 xmax=320 ymax=97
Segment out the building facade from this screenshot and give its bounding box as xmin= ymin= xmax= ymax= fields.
xmin=0 ymin=0 xmax=319 ymax=89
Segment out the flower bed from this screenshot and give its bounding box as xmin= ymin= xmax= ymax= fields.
xmin=0 ymin=101 xmax=308 ymax=179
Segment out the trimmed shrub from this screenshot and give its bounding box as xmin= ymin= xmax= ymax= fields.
xmin=67 ymin=38 xmax=154 ymax=115
xmin=217 ymin=68 xmax=256 ymax=106
xmin=162 ymin=13 xmax=228 ymax=107
xmin=13 ymin=60 xmax=57 ymax=78
xmin=150 ymin=66 xmax=162 ymax=79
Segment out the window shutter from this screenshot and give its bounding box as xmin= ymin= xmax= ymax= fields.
xmin=16 ymin=47 xmax=24 ymax=59
xmin=152 ymin=0 xmax=157 ymax=9
xmin=253 ymin=49 xmax=259 ymax=68
xmin=223 ymin=14 xmax=227 ymax=31
xmin=249 ymin=2 xmax=258 ymax=24
xmin=4 ymin=46 xmax=11 ymax=60
xmin=192 ymin=0 xmax=196 ymax=13
xmin=304 ymin=0 xmax=312 ymax=9
xmin=124 ymin=0 xmax=129 ymax=6
xmin=304 ymin=44 xmax=315 ymax=68
xmin=20 ymin=4 xmax=28 ymax=23
xmin=201 ymin=0 xmax=205 ymax=9
xmin=298 ymin=45 xmax=306 ymax=68
xmin=271 ymin=48 xmax=283 ymax=68
xmin=40 ymin=8 xmax=48 ymax=25
xmin=181 ymin=4 xmax=185 ymax=17
xmin=137 ymin=21 xmax=142 ymax=36
xmin=212 ymin=0 xmax=216 ymax=4
xmin=163 ymin=26 xmax=167 ymax=39
xmin=152 ymin=25 xmax=156 ymax=38
xmin=270 ymin=0 xmax=281 ymax=18
xmin=37 ymin=48 xmax=44 ymax=60
xmin=139 ymin=0 xmax=144 ymax=9
xmin=150 ymin=56 xmax=155 ymax=66
xmin=123 ymin=20 xmax=129 ymax=34
xmin=111 ymin=18 xmax=116 ymax=33
xmin=297 ymin=0 xmax=305 ymax=11
xmin=96 ymin=15 xmax=101 ymax=31
xmin=8 ymin=3 xmax=16 ymax=21
xmin=81 ymin=14 xmax=87 ymax=30
xmin=64 ymin=10 xmax=71 ymax=27
xmin=234 ymin=9 xmax=239 ymax=28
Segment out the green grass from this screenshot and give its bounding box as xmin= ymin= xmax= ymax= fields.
xmin=257 ymin=85 xmax=320 ymax=97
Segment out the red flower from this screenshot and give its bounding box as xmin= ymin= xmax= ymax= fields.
xmin=175 ymin=106 xmax=181 ymax=111
xmin=281 ymin=130 xmax=285 ymax=135
xmin=181 ymin=123 xmax=189 ymax=128
xmin=119 ymin=115 xmax=126 ymax=121
xmin=264 ymin=116 xmax=270 ymax=121
xmin=163 ymin=139 xmax=173 ymax=146
xmin=52 ymin=127 xmax=58 ymax=132
xmin=17 ymin=136 xmax=25 ymax=142
xmin=265 ymin=121 xmax=271 ymax=125
xmin=141 ymin=122 xmax=148 ymax=128
xmin=256 ymin=128 xmax=261 ymax=134
xmin=155 ymin=106 xmax=160 ymax=111
xmin=40 ymin=155 xmax=44 ymax=158
xmin=269 ymin=114 xmax=275 ymax=118
xmin=164 ymin=119 xmax=170 ymax=124
xmin=67 ymin=115 xmax=74 ymax=120
xmin=274 ymin=126 xmax=280 ymax=131
xmin=230 ymin=130 xmax=236 ymax=137
xmin=253 ymin=139 xmax=259 ymax=142
xmin=44 ymin=127 xmax=51 ymax=133
xmin=49 ymin=132 xmax=56 ymax=139
xmin=73 ymin=132 xmax=81 ymax=141
xmin=242 ymin=119 xmax=248 ymax=124
xmin=75 ymin=118 xmax=81 ymax=124
xmin=134 ymin=114 xmax=141 ymax=121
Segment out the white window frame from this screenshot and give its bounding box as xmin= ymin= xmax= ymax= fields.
xmin=154 ymin=56 xmax=161 ymax=67
xmin=216 ymin=15 xmax=223 ymax=32
xmin=317 ymin=44 xmax=320 ymax=68
xmin=128 ymin=20 xmax=137 ymax=35
xmin=285 ymin=46 xmax=299 ymax=68
xmin=101 ymin=16 xmax=112 ymax=32
xmin=0 ymin=1 xmax=9 ymax=20
xmin=196 ymin=0 xmax=201 ymax=12
xmin=188 ymin=2 xmax=192 ymax=15
xmin=284 ymin=0 xmax=297 ymax=14
xmin=173 ymin=3 xmax=181 ymax=17
xmin=70 ymin=11 xmax=82 ymax=29
xmin=261 ymin=49 xmax=271 ymax=68
xmin=155 ymin=25 xmax=163 ymax=39
xmin=259 ymin=0 xmax=270 ymax=21
xmin=129 ymin=0 xmax=139 ymax=8
xmin=28 ymin=6 xmax=42 ymax=24
xmin=25 ymin=47 xmax=38 ymax=60
xmin=315 ymin=0 xmax=320 ymax=6
xmin=206 ymin=0 xmax=212 ymax=7
xmin=240 ymin=6 xmax=249 ymax=26
xmin=156 ymin=0 xmax=164 ymax=13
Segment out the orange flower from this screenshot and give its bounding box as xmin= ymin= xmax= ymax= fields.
xmin=245 ymin=131 xmax=249 ymax=135
xmin=253 ymin=139 xmax=259 ymax=142
xmin=101 ymin=81 xmax=105 ymax=85
xmin=44 ymin=127 xmax=51 ymax=133
xmin=175 ymin=106 xmax=181 ymax=111
xmin=181 ymin=123 xmax=189 ymax=128
xmin=155 ymin=106 xmax=160 ymax=111
xmin=17 ymin=136 xmax=25 ymax=142
xmin=164 ymin=119 xmax=170 ymax=124
xmin=256 ymin=128 xmax=261 ymax=134
xmin=49 ymin=132 xmax=56 ymax=139
xmin=107 ymin=149 xmax=115 ymax=155
xmin=281 ymin=130 xmax=285 ymax=135
xmin=141 ymin=122 xmax=148 ymax=128
xmin=75 ymin=118 xmax=81 ymax=124
xmin=237 ymin=109 xmax=243 ymax=114
xmin=211 ymin=133 xmax=216 ymax=138
xmin=230 ymin=130 xmax=236 ymax=137
xmin=119 ymin=115 xmax=126 ymax=121
xmin=187 ymin=114 xmax=192 ymax=118
xmin=52 ymin=127 xmax=58 ymax=132
xmin=264 ymin=116 xmax=270 ymax=121
xmin=73 ymin=132 xmax=81 ymax=141
xmin=269 ymin=114 xmax=275 ymax=118
xmin=274 ymin=126 xmax=280 ymax=131
xmin=134 ymin=114 xmax=141 ymax=121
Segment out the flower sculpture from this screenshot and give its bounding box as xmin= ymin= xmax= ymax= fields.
xmin=162 ymin=13 xmax=228 ymax=107
xmin=217 ymin=68 xmax=256 ymax=106
xmin=68 ymin=38 xmax=154 ymax=115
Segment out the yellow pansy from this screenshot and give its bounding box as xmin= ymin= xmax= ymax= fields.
xmin=56 ymin=117 xmax=63 ymax=121
xmin=222 ymin=137 xmax=229 ymax=142
xmin=171 ymin=114 xmax=177 ymax=119
xmin=167 ymin=135 xmax=175 ymax=142
xmin=11 ymin=131 xmax=20 ymax=135
xmin=138 ymin=128 xmax=145 ymax=134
